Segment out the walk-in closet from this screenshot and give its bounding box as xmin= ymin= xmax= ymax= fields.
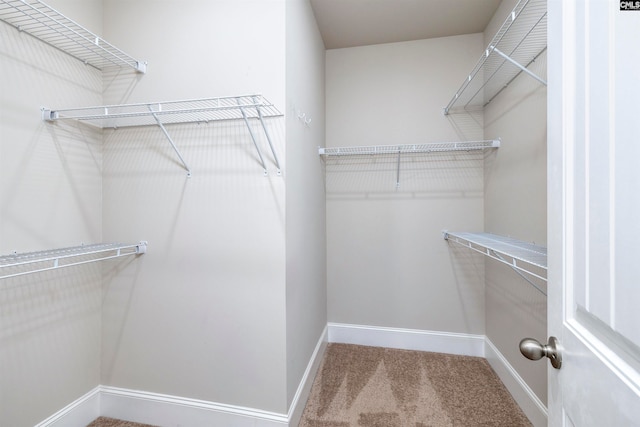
xmin=2 ymin=0 xmax=639 ymax=426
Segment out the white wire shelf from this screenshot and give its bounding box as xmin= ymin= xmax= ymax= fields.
xmin=0 ymin=242 xmax=147 ymax=280
xmin=444 ymin=0 xmax=547 ymax=115
xmin=0 ymin=0 xmax=146 ymax=72
xmin=320 ymin=140 xmax=499 ymax=188
xmin=318 ymin=140 xmax=500 ymax=157
xmin=42 ymin=95 xmax=281 ymax=128
xmin=42 ymin=95 xmax=283 ymax=177
xmin=444 ymin=231 xmax=547 ymax=288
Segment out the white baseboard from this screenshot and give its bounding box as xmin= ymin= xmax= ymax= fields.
xmin=287 ymin=325 xmax=328 ymax=426
xmin=34 ymin=386 xmax=101 ymax=427
xmin=34 ymin=327 xmax=545 ymax=427
xmin=327 ymin=322 xmax=485 ymax=357
xmin=34 ymin=327 xmax=328 ymax=427
xmin=485 ymin=338 xmax=548 ymax=427
xmin=100 ymin=386 xmax=288 ymax=427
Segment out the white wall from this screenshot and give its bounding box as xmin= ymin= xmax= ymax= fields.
xmin=482 ymin=0 xmax=548 ymax=407
xmin=284 ymin=0 xmax=327 ymax=416
xmin=325 ymin=35 xmax=486 ymax=335
xmin=101 ymin=0 xmax=289 ymax=414
xmin=0 ymin=1 xmax=104 ymax=425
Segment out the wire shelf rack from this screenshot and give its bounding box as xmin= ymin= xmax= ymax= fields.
xmin=43 ymin=95 xmax=283 ymax=177
xmin=42 ymin=94 xmax=281 ymax=128
xmin=444 ymin=0 xmax=547 ymax=115
xmin=444 ymin=231 xmax=547 ymax=288
xmin=0 ymin=0 xmax=146 ymax=72
xmin=0 ymin=242 xmax=147 ymax=280
xmin=319 ymin=140 xmax=499 ymax=188
xmin=318 ymin=140 xmax=500 ymax=157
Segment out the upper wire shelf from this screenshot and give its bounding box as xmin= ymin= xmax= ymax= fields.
xmin=444 ymin=231 xmax=547 ymax=293
xmin=42 ymin=94 xmax=281 ymax=128
xmin=318 ymin=139 xmax=500 ymax=157
xmin=0 ymin=0 xmax=146 ymax=72
xmin=0 ymin=242 xmax=147 ymax=280
xmin=43 ymin=95 xmax=283 ymax=177
xmin=443 ymin=0 xmax=547 ymax=115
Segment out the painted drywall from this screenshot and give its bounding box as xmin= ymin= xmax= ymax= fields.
xmin=284 ymin=0 xmax=327 ymax=415
xmin=0 ymin=1 xmax=104 ymax=425
xmin=482 ymin=0 xmax=548 ymax=407
xmin=101 ymin=0 xmax=289 ymax=414
xmin=325 ymin=35 xmax=486 ymax=335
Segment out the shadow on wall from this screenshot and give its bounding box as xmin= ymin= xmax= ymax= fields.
xmin=444 ymin=108 xmax=484 ymax=142
xmin=101 ymin=256 xmax=144 ymax=382
xmin=0 ymin=257 xmax=139 ymax=426
xmin=101 ymin=115 xmax=284 ymax=181
xmin=100 ymin=115 xmax=286 ymax=255
xmin=485 ymin=258 xmax=547 ymax=327
xmin=446 ymin=244 xmax=485 ymax=335
xmin=0 ymin=23 xmax=103 ymax=95
xmin=324 ymin=150 xmax=494 ymax=200
xmin=0 ymin=263 xmax=102 ymax=340
xmin=1 ymin=121 xmax=103 ymax=254
xmin=102 ymin=66 xmax=145 ymax=106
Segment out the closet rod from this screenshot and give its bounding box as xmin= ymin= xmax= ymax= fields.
xmin=0 ymin=242 xmax=147 ymax=280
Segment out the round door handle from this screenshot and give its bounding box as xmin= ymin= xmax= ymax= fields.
xmin=519 ymin=336 xmax=562 ymax=369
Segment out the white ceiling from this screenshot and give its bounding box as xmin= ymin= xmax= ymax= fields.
xmin=309 ymin=0 xmax=502 ymax=49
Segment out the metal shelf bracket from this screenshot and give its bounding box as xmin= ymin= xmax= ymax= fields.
xmin=41 ymin=94 xmax=283 ymax=177
xmin=489 ymin=46 xmax=547 ymax=86
xmin=147 ymin=105 xmax=192 ymax=177
xmin=237 ymin=98 xmax=268 ymax=176
xmin=254 ymin=96 xmax=281 ymax=176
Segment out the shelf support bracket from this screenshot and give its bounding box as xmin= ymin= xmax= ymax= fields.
xmin=491 ymin=250 xmax=546 ymax=295
xmin=396 ymin=150 xmax=401 ymax=188
xmin=237 ymin=98 xmax=268 ymax=176
xmin=490 ymin=46 xmax=547 ymax=86
xmin=253 ymin=96 xmax=281 ymax=176
xmin=147 ymin=106 xmax=192 ymax=177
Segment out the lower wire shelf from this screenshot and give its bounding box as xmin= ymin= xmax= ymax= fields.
xmin=0 ymin=241 xmax=147 ymax=280
xmin=443 ymin=231 xmax=547 ymax=293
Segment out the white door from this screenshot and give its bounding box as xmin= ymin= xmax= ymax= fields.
xmin=547 ymin=0 xmax=640 ymax=425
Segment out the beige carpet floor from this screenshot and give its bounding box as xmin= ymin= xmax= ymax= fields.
xmin=86 ymin=417 xmax=157 ymax=427
xmin=299 ymin=343 xmax=532 ymax=427
xmin=87 ymin=344 xmax=531 ymax=427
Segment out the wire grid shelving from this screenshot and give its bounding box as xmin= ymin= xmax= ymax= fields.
xmin=318 ymin=140 xmax=500 ymax=157
xmin=444 ymin=231 xmax=547 ymax=289
xmin=42 ymin=95 xmax=281 ymax=128
xmin=0 ymin=242 xmax=147 ymax=280
xmin=42 ymin=94 xmax=283 ymax=177
xmin=0 ymin=0 xmax=146 ymax=72
xmin=444 ymin=0 xmax=547 ymax=115
xmin=319 ymin=140 xmax=499 ymax=188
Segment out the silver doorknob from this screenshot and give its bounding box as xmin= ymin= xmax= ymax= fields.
xmin=519 ymin=336 xmax=562 ymax=369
